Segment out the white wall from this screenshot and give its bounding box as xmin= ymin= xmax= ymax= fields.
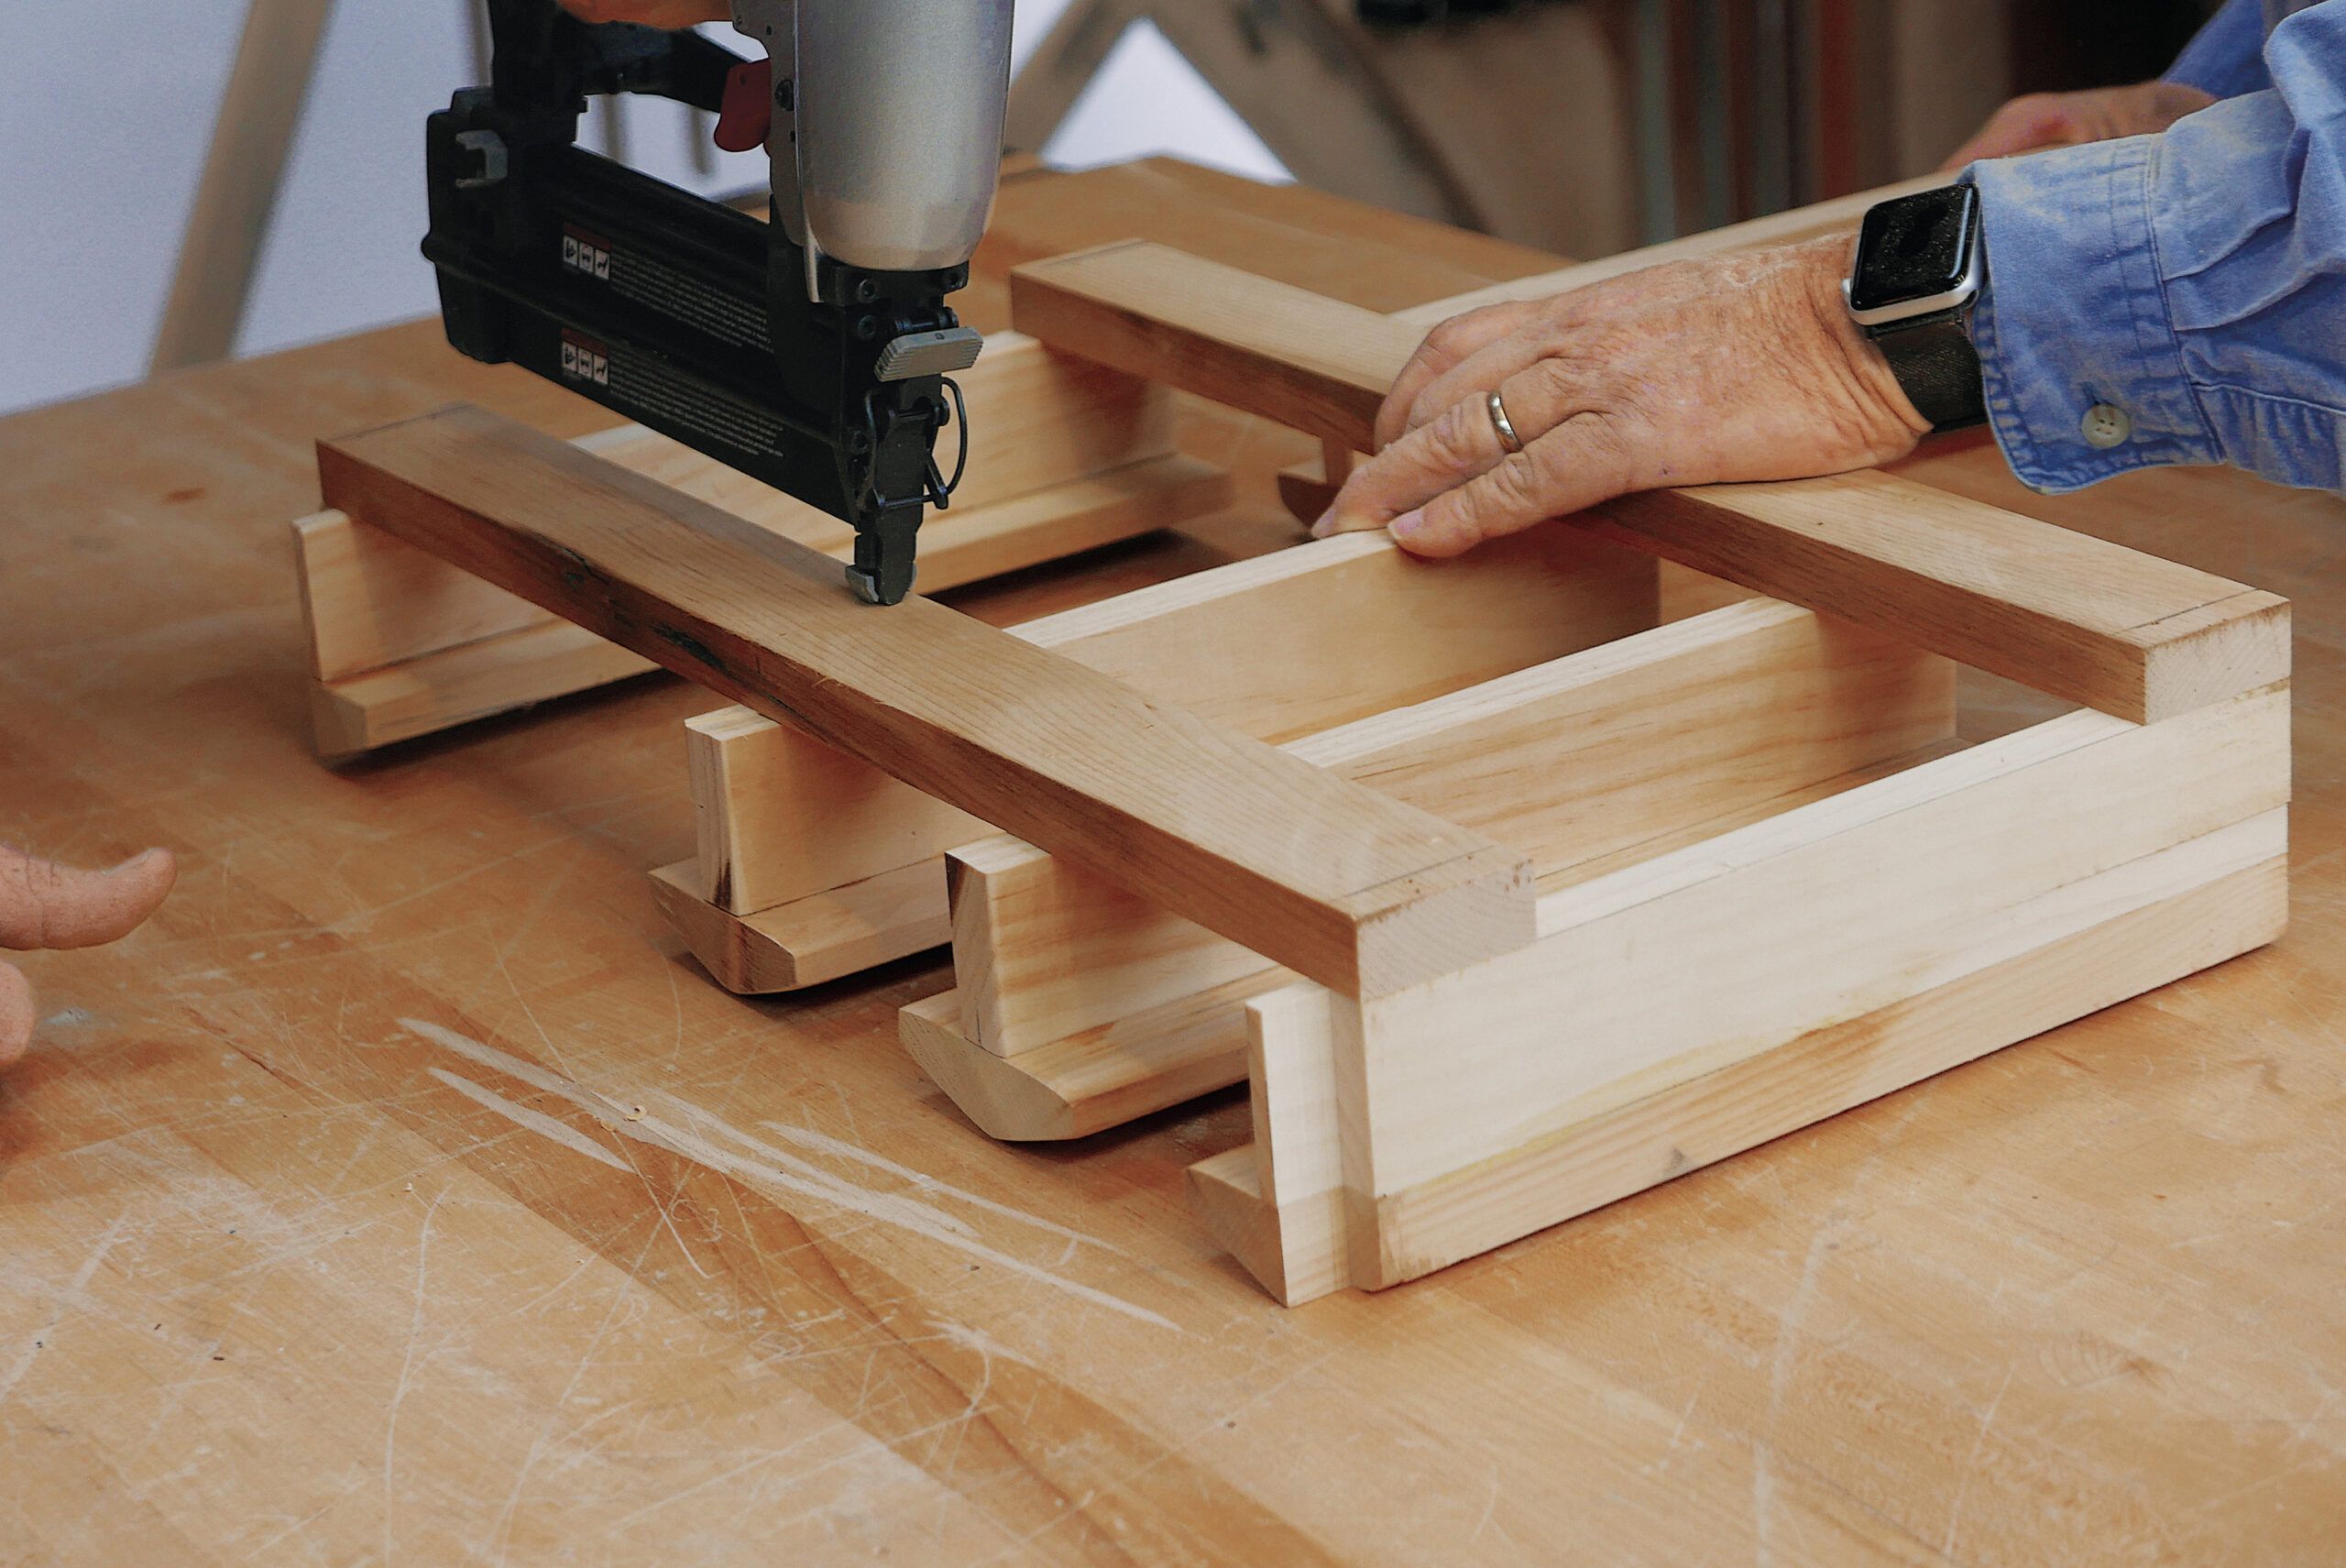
xmin=0 ymin=1 xmax=1286 ymax=418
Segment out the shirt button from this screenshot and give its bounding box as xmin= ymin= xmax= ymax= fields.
xmin=2082 ymin=403 xmax=2132 ymax=449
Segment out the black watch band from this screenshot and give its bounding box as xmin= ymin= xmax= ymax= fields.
xmin=1862 ymin=305 xmax=1986 ymax=434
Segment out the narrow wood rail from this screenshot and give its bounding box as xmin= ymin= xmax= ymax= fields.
xmin=316 ymin=406 xmax=1536 ymax=999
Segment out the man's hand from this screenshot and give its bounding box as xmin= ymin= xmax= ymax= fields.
xmin=1943 ymin=81 xmax=2215 ymax=170
xmin=0 ymin=846 xmax=175 ymax=1069
xmin=1316 ymin=236 xmax=1928 ymax=557
xmin=557 ymin=0 xmax=729 ymax=26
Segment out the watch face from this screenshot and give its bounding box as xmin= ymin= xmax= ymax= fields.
xmin=1848 ymin=186 xmax=1979 ymax=313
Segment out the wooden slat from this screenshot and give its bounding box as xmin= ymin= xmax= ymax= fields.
xmin=305 ymin=453 xmax=1233 ymax=762
xmin=950 ymin=599 xmax=1957 ymax=1058
xmin=685 ymin=708 xmax=982 ymax=918
xmin=1387 ymin=173 xmax=1945 ymax=327
xmin=1002 ymin=528 xmax=1654 ymax=740
xmin=1013 ymin=242 xmax=1424 ymax=450
xmin=301 ymin=334 xmax=1171 ymax=685
xmin=688 ymin=525 xmax=1658 ymax=916
xmin=1590 ymin=478 xmax=2291 ymax=727
xmin=304 ymin=454 xmax=1231 ymax=760
xmin=1203 ymin=823 xmax=2290 ymax=1304
xmin=1289 ymin=599 xmax=1957 ymax=871
xmin=316 ymin=405 xmax=1534 ymax=999
xmin=296 ymin=334 xmax=1211 ymax=755
xmin=983 ymin=158 xmax=1549 ymax=310
xmin=1009 ymin=242 xmax=2290 ymax=723
xmin=877 ymin=453 xmax=1232 ymax=587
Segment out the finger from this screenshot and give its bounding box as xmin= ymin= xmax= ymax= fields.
xmin=1390 ymin=412 xmax=1640 ymax=559
xmin=2146 ymin=83 xmax=2216 ymax=132
xmin=0 ymin=847 xmax=177 ymax=953
xmin=1390 ymin=333 xmax=1556 ymax=450
xmin=1395 ymin=269 xmax=1712 ymax=443
xmin=1321 ymin=356 xmax=1597 ymax=536
xmin=1375 ymin=303 xmax=1538 ymax=452
xmin=1942 ymin=103 xmax=2035 ymax=168
xmin=0 ymin=961 xmax=28 ymax=1070
xmin=1943 ymin=98 xmax=2070 ymax=169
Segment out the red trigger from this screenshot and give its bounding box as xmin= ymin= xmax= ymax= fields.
xmin=714 ymin=58 xmax=773 ymax=154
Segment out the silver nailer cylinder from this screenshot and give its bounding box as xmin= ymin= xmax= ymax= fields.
xmin=734 ymin=0 xmax=1015 ymax=280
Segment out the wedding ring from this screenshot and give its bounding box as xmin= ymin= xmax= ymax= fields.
xmin=1486 ymin=389 xmax=1525 ymax=455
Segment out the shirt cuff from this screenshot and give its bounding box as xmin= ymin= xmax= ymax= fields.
xmin=1965 ymin=138 xmax=2220 ymax=493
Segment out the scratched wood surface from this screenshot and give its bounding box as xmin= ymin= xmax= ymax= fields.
xmin=1 ymin=159 xmax=2341 ymax=1565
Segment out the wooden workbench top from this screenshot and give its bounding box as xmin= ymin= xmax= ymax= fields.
xmin=2 ymin=159 xmax=2339 ymax=1564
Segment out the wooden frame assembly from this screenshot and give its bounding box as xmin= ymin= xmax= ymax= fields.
xmin=307 ymin=205 xmax=2291 ymax=1306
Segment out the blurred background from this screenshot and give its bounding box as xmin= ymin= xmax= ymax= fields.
xmin=0 ymin=0 xmax=2217 ymax=418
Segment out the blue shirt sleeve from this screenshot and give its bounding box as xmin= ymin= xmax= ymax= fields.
xmin=1967 ymin=0 xmax=2346 ymax=497
xmin=2166 ymin=0 xmax=2274 ymax=98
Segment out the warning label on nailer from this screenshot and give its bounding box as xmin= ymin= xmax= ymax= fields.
xmin=561 ymin=225 xmax=613 ymax=281
xmin=558 ymin=329 xmax=610 ymax=388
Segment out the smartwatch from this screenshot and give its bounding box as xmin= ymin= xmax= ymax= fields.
xmin=1843 ymin=184 xmax=1988 ymax=433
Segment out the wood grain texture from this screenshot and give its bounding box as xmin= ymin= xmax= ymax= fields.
xmin=316 ymin=406 xmax=1534 ymax=999
xmin=1013 ymin=238 xmax=2287 ymax=723
xmin=1287 ymin=599 xmax=1957 ymax=872
xmin=559 ymin=338 xmax=1185 ymax=547
xmin=913 ymin=733 xmax=1982 ymax=1146
xmin=295 ymin=334 xmax=1218 ymax=754
xmin=648 ymin=860 xmax=949 ymax=995
xmin=1590 ymin=477 xmax=2291 ymax=724
xmin=898 ymin=974 xmax=1279 ymax=1142
xmin=905 ymin=728 xmax=1989 ymax=1145
xmin=687 ymin=525 xmax=1655 ymax=918
xmin=306 ymin=455 xmax=1247 ymax=762
xmin=1388 ymin=172 xmax=1947 ymax=327
xmin=1373 ymin=847 xmax=2292 ymax=1285
xmin=1206 ymin=832 xmax=2291 ymax=1303
xmin=296 ymin=507 xmax=550 ymax=685
xmin=950 ymin=599 xmax=1956 ymax=1059
xmin=5 ymin=163 xmax=2340 ymax=1565
xmin=307 ymin=618 xmax=660 ymax=759
xmin=974 ymin=158 xmax=1561 ymax=323
xmin=1339 ymin=686 xmax=2288 ymax=1206
xmin=1013 ymin=242 xmax=1427 ymax=448
xmin=684 ymin=707 xmax=983 ymax=918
